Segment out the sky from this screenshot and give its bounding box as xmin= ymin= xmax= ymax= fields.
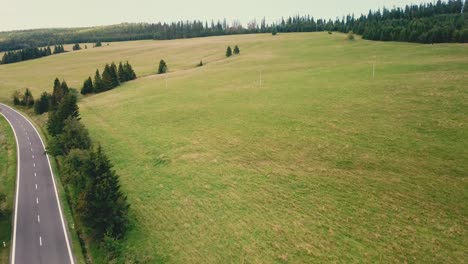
xmin=1 ymin=0 xmax=424 ymax=32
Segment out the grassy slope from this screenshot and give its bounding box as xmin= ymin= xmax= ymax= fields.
xmin=1 ymin=33 xmax=467 ymax=263
xmin=0 ymin=116 xmax=15 ymax=264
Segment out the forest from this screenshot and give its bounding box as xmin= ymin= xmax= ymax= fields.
xmin=0 ymin=0 xmax=466 ymax=53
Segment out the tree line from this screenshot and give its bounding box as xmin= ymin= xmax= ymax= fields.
xmin=1 ymin=0 xmax=466 ymax=52
xmin=81 ymin=61 xmax=136 ymax=95
xmin=1 ymin=44 xmax=67 ymax=64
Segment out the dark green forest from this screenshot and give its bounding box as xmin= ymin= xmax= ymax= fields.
xmin=0 ymin=0 xmax=466 ymax=56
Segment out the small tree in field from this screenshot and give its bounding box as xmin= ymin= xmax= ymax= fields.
xmin=272 ymin=26 xmax=278 ymax=35
xmin=158 ymin=60 xmax=167 ymax=74
xmin=226 ymin=46 xmax=232 ymax=57
xmin=233 ymin=45 xmax=240 ymax=54
xmin=347 ymin=31 xmax=355 ymax=40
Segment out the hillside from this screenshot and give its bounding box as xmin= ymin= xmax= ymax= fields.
xmin=0 ymin=33 xmax=467 ymax=263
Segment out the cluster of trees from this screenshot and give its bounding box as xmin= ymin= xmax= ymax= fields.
xmin=1 ymin=46 xmax=52 ymax=64
xmin=42 ymin=78 xmax=129 ymax=258
xmin=12 ymin=88 xmax=35 ymax=107
xmin=72 ymin=43 xmax=81 ymax=50
xmin=342 ymin=1 xmax=468 ymax=43
xmin=226 ymin=45 xmax=240 ymax=57
xmin=81 ymin=61 xmax=136 ymax=95
xmin=1 ymin=44 xmax=67 ymax=64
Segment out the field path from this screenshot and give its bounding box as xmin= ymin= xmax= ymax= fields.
xmin=0 ymin=104 xmax=74 ymax=264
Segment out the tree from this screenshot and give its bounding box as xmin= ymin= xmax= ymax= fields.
xmin=94 ymin=70 xmax=104 ymax=93
xmin=48 ymin=117 xmax=92 ymax=156
xmin=47 ymin=93 xmax=80 ymax=136
xmin=233 ymin=45 xmax=240 ymax=54
xmin=95 ymin=41 xmax=102 ymax=47
xmin=12 ymin=90 xmax=21 ymax=105
xmin=118 ymin=62 xmax=126 ymax=82
xmin=110 ymin=62 xmax=120 ymax=88
xmin=347 ymin=31 xmax=355 ymax=40
xmin=124 ymin=61 xmax=137 ymax=80
xmin=34 ymin=92 xmax=50 ymax=114
xmin=272 ymin=26 xmax=278 ymax=35
xmin=158 ymin=60 xmax=167 ymax=74
xmin=22 ymin=88 xmax=34 ymax=108
xmin=102 ymin=64 xmax=114 ymax=90
xmin=51 ymin=78 xmax=69 ymax=109
xmin=226 ymin=46 xmax=232 ymax=57
xmin=73 ymin=43 xmax=81 ymax=51
xmin=197 ymin=60 xmax=203 ymax=67
xmin=76 ymin=145 xmax=129 ymax=240
xmin=81 ymin=77 xmax=94 ymax=95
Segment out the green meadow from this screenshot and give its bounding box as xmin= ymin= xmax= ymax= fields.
xmin=0 ymin=33 xmax=467 ymax=263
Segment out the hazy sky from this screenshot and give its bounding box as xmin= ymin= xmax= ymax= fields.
xmin=1 ymin=0 xmax=423 ymax=32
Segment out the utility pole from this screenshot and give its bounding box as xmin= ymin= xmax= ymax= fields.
xmin=260 ymin=70 xmax=262 ymax=87
xmin=373 ymin=63 xmax=375 ymax=80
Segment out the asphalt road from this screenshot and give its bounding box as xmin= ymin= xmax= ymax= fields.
xmin=0 ymin=104 xmax=74 ymax=264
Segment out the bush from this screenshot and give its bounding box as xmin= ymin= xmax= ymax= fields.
xmin=158 ymin=59 xmax=167 ymax=74
xmin=347 ymin=31 xmax=355 ymax=40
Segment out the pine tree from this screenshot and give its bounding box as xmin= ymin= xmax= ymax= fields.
xmin=81 ymin=77 xmax=94 ymax=95
xmin=34 ymin=92 xmax=50 ymax=114
xmin=124 ymin=61 xmax=137 ymax=80
xmin=94 ymin=70 xmax=104 ymax=93
xmin=110 ymin=62 xmax=120 ymax=88
xmin=48 ymin=117 xmax=92 ymax=156
xmin=47 ymin=93 xmax=80 ymax=136
xmin=12 ymin=90 xmax=21 ymax=105
xmin=158 ymin=60 xmax=167 ymax=74
xmin=102 ymin=64 xmax=113 ymax=91
xmin=226 ymin=46 xmax=232 ymax=57
xmin=233 ymin=45 xmax=240 ymax=54
xmin=21 ymin=88 xmax=35 ymax=107
xmin=118 ymin=62 xmax=126 ymax=82
xmin=77 ymin=145 xmax=129 ymax=240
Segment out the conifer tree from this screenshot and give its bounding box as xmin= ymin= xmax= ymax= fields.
xmin=22 ymin=88 xmax=34 ymax=108
xmin=81 ymin=77 xmax=94 ymax=95
xmin=94 ymin=70 xmax=104 ymax=93
xmin=124 ymin=61 xmax=137 ymax=80
xmin=118 ymin=62 xmax=126 ymax=82
xmin=158 ymin=60 xmax=167 ymax=74
xmin=77 ymin=145 xmax=129 ymax=239
xmin=48 ymin=117 xmax=92 ymax=156
xmin=110 ymin=62 xmax=120 ymax=88
xmin=226 ymin=46 xmax=232 ymax=57
xmin=233 ymin=45 xmax=240 ymax=54
xmin=34 ymin=92 xmax=50 ymax=114
xmin=102 ymin=64 xmax=113 ymax=90
xmin=47 ymin=93 xmax=80 ymax=136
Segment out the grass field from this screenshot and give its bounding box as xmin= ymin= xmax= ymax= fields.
xmin=0 ymin=33 xmax=467 ymax=263
xmin=0 ymin=115 xmax=16 ymax=264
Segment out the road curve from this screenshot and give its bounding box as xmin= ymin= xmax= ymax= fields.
xmin=0 ymin=103 xmax=74 ymax=264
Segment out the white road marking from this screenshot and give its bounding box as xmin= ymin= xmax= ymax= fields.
xmin=39 ymin=236 xmax=42 ymax=246
xmin=36 ymin=198 xmax=39 ymax=204
xmin=35 ymin=184 xmax=38 ymax=190
xmin=32 ymin=155 xmax=34 ymax=159
xmin=31 ymin=148 xmax=33 ymax=152
xmin=33 ymin=163 xmax=35 ymax=167
xmin=29 ymin=142 xmax=31 ymax=145
xmin=37 ymin=215 xmax=40 ymax=223
xmin=34 ymin=172 xmax=37 ymax=177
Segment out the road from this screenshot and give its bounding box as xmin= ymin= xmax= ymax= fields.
xmin=0 ymin=104 xmax=74 ymax=264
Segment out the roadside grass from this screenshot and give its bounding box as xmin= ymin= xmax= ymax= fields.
xmin=0 ymin=115 xmax=15 ymax=264
xmin=0 ymin=33 xmax=467 ymax=263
